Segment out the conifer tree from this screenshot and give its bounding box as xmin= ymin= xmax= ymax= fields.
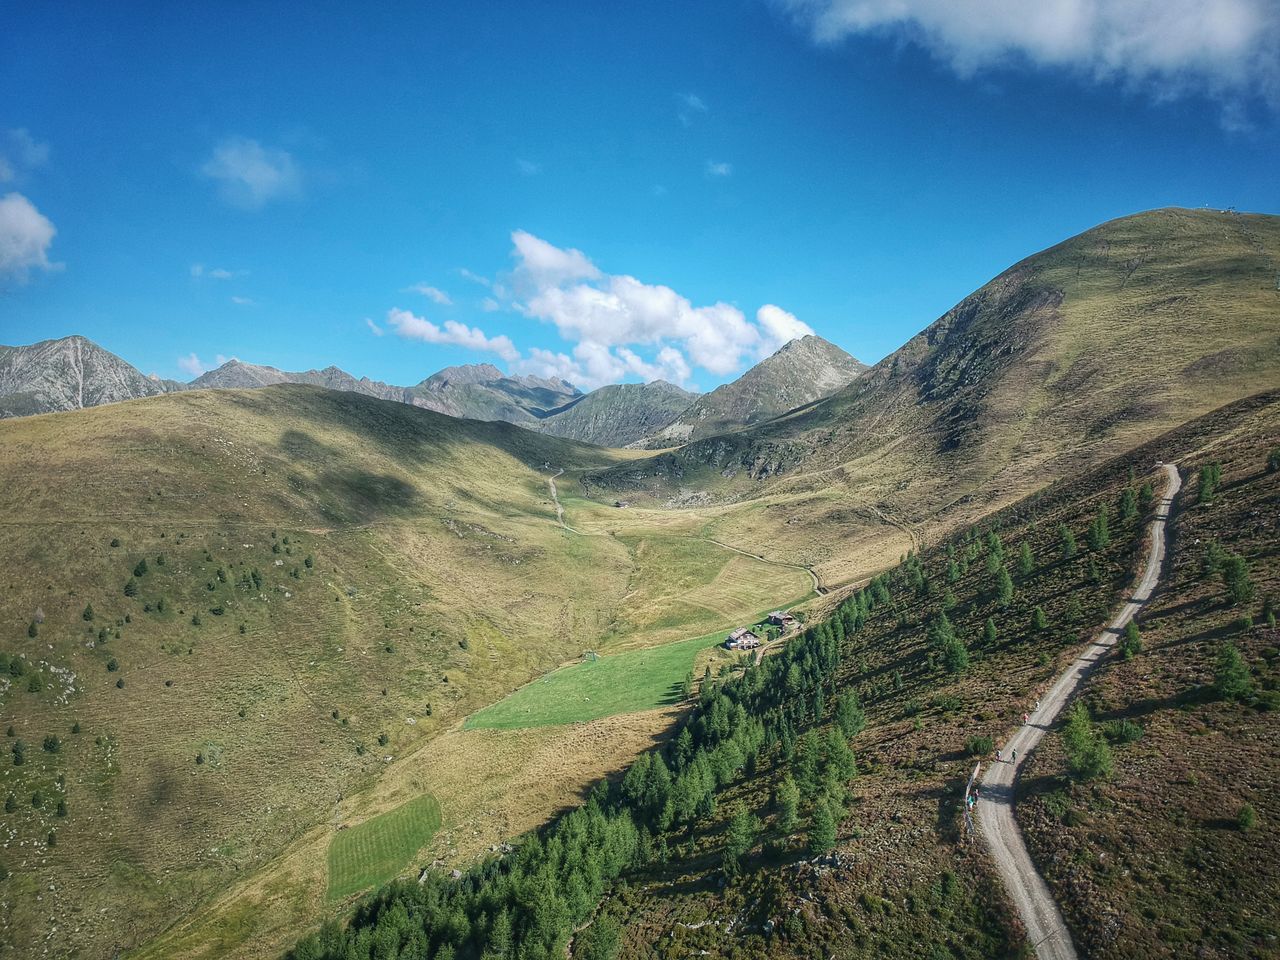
xmin=1059 ymin=524 xmax=1077 ymax=560
xmin=808 ymin=801 xmax=837 ymax=854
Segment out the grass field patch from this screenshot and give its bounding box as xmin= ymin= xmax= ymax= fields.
xmin=327 ymin=794 xmax=442 ymax=901
xmin=464 ymin=631 xmax=729 ymax=730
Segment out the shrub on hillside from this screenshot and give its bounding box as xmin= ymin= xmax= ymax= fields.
xmin=1102 ymin=718 xmax=1143 ymax=744
xmin=1118 ymin=621 xmax=1143 ymax=660
xmin=1237 ymin=804 xmax=1257 ymax=832
xmin=966 ymin=735 xmax=994 ymax=757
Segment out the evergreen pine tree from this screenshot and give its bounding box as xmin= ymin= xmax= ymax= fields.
xmin=808 ymin=801 xmax=837 ymax=854
xmin=1018 ymin=541 xmax=1034 ymax=577
xmin=1059 ymin=524 xmax=1077 ymax=560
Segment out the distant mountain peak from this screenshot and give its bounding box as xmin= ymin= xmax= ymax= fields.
xmin=637 ymin=334 xmax=866 ymax=447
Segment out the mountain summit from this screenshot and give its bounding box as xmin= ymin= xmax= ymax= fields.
xmin=0 ymin=335 xmax=171 ymax=417
xmin=640 ymin=334 xmax=866 ymax=447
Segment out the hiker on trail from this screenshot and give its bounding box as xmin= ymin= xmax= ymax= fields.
xmin=1022 ymin=712 xmax=1030 ymax=724
xmin=1010 ymin=748 xmax=1017 ymax=764
xmin=995 ymin=748 xmax=1002 ymax=762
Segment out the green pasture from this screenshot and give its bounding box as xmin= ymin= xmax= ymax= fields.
xmin=327 ymin=794 xmax=443 ymax=901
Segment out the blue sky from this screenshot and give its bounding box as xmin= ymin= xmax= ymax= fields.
xmin=1 ymin=1 xmax=1277 ymax=391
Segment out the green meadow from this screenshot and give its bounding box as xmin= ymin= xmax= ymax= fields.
xmin=328 ymin=794 xmax=443 ymax=901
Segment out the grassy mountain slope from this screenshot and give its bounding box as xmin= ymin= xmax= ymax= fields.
xmin=0 ymin=335 xmax=170 ymax=417
xmin=587 ymin=391 xmax=1280 ymax=960
xmin=288 ymin=389 xmax=1279 ymax=960
xmin=1020 ymin=399 xmax=1280 ymax=958
xmin=535 ymin=381 xmax=695 ymax=447
xmin=0 ymin=385 xmax=818 ymax=959
xmin=593 ymin=208 xmax=1280 ymax=585
xmin=640 ymin=335 xmax=866 ymax=447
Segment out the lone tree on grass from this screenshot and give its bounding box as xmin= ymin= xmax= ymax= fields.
xmin=123 ymin=577 xmax=138 ymax=598
xmin=82 ymin=603 xmax=94 ymax=622
xmin=1062 ymin=702 xmax=1112 ymax=781
xmin=1120 ymin=487 xmax=1138 ymax=521
xmin=983 ymin=617 xmax=998 ymax=647
xmin=1221 ymin=554 xmax=1255 ymax=606
xmin=1018 ymin=541 xmax=1034 ymax=577
xmin=1059 ymin=524 xmax=1078 ymax=560
xmin=1214 ymin=642 xmax=1252 ymax=701
xmin=1198 ymin=462 xmax=1222 ymax=505
xmin=996 ymin=566 xmax=1015 ymax=607
xmin=1087 ymin=505 xmax=1111 ymax=551
xmin=1118 ymin=620 xmax=1143 ymax=660
xmin=133 ymin=558 xmax=148 ymax=577
xmin=1138 ymin=481 xmax=1155 ymax=513
xmin=1031 ymin=606 xmax=1048 ymax=632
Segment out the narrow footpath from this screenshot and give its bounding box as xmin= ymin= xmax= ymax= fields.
xmin=975 ymin=462 xmax=1182 ymax=960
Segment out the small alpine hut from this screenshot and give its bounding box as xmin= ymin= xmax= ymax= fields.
xmin=767 ymin=610 xmax=799 ymax=630
xmin=725 ymin=627 xmax=762 ymax=650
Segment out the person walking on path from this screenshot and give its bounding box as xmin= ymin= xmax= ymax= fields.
xmin=1010 ymin=748 xmax=1017 ymax=765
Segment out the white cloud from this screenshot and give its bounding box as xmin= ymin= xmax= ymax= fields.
xmin=230 ymin=295 xmax=255 ymax=306
xmin=481 ymin=296 xmax=501 ymax=312
xmin=458 ymin=267 xmax=491 ymax=287
xmin=0 ymin=129 xmax=49 ymax=183
xmin=678 ymin=92 xmax=710 ymax=126
xmin=511 ymin=229 xmax=601 ymax=286
xmin=0 ymin=192 xmax=59 ymax=283
xmin=191 ymin=263 xmax=245 ymax=280
xmin=201 ymin=137 xmax=302 ymax=209
xmin=386 ymin=307 xmax=519 ymax=362
xmin=178 ymin=352 xmax=207 ymax=377
xmin=706 ymin=160 xmax=733 ymax=177
xmin=779 ymin=0 xmax=1280 ymax=105
xmin=756 ymin=304 xmax=814 ymax=347
xmin=215 ymin=354 xmax=233 ymax=366
xmin=365 ymin=317 xmax=384 ymax=336
xmin=509 ymin=231 xmax=811 ymax=388
xmin=405 ymin=283 xmax=452 ymax=305
xmin=516 ymin=158 xmax=542 ymax=176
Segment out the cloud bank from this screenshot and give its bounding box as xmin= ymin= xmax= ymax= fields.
xmin=508 ymin=231 xmax=813 ymax=388
xmin=0 ymin=192 xmax=59 ymax=283
xmin=779 ymin=0 xmax=1280 ymax=105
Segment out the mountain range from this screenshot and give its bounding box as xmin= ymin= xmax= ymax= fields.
xmin=0 ymin=334 xmax=865 ymax=449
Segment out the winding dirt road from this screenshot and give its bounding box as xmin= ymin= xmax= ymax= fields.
xmin=975 ymin=462 xmax=1181 ymax=960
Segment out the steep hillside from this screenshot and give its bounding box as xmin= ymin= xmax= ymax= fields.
xmin=0 ymin=386 xmax=626 ymax=958
xmin=535 ymin=380 xmax=695 ymax=447
xmin=593 ymin=208 xmax=1280 ymax=584
xmin=0 ymin=384 xmax=822 ymax=959
xmin=287 ymin=389 xmax=1279 ymax=960
xmin=641 ymin=335 xmax=866 ymax=447
xmin=0 ymin=335 xmax=171 ymax=417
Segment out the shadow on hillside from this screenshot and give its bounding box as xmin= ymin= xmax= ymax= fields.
xmin=317 ymin=466 xmax=423 ymax=523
